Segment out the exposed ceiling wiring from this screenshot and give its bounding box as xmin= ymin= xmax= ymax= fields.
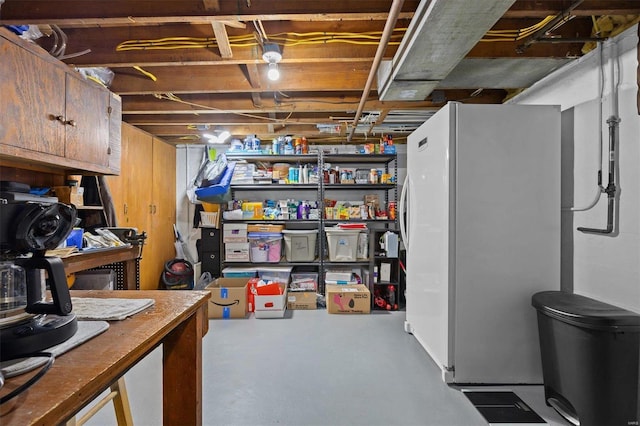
xmin=115 ymin=16 xmax=562 ymax=52
xmin=133 ymin=65 xmax=158 ymax=81
xmin=116 ymin=29 xmax=408 ymax=51
xmin=153 ymin=93 xmax=305 ymax=125
xmin=480 ymin=16 xmax=556 ymax=41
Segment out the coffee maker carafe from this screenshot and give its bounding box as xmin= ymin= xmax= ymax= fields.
xmin=0 ymin=195 xmax=79 ymax=361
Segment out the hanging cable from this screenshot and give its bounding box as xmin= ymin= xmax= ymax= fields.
xmin=133 ymin=66 xmax=158 ymax=81
xmin=153 ymin=93 xmax=307 ymax=124
xmin=577 ymin=40 xmax=621 ymax=234
xmin=563 ymin=41 xmax=605 ymax=212
xmin=0 ymin=352 xmax=55 ymax=404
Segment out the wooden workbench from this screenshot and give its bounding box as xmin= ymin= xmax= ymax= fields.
xmin=0 ymin=290 xmax=210 ymax=425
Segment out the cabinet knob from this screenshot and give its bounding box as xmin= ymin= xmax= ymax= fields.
xmin=52 ymin=115 xmax=76 ymax=127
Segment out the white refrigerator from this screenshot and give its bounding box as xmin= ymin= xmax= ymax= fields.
xmin=400 ymin=102 xmax=561 ymax=384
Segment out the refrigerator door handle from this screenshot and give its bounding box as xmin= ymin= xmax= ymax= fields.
xmin=399 ymin=174 xmax=410 ymax=248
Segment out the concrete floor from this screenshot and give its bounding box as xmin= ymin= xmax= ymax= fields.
xmin=82 ymin=309 xmax=568 ymax=426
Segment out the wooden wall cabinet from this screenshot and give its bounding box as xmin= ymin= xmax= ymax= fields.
xmin=106 ymin=124 xmax=176 ymax=290
xmin=0 ymin=29 xmax=121 ymax=175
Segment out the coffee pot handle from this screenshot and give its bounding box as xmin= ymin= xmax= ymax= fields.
xmin=19 ymin=256 xmax=73 ymax=316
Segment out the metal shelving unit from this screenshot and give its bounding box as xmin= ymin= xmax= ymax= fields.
xmin=220 ymin=151 xmax=398 ymax=298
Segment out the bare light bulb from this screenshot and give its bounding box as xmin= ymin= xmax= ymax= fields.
xmin=267 ymin=62 xmax=280 ymax=81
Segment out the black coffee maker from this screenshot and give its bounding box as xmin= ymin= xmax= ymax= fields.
xmin=0 ymin=187 xmax=79 ymax=361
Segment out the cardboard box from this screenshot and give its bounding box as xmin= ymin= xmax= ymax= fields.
xmin=326 ymin=284 xmax=371 ymax=314
xmin=205 ymin=278 xmax=249 ymax=319
xmin=247 ymin=224 xmax=284 ymax=233
xmin=223 ymin=223 xmax=248 ymax=243
xmin=224 ymin=242 xmax=250 ymax=262
xmin=287 ymin=291 xmax=317 ymax=310
xmin=254 ymin=282 xmax=287 ymax=318
xmin=52 ymin=186 xmax=84 ymax=206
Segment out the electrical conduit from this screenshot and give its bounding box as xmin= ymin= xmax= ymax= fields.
xmin=347 ymin=0 xmax=405 ymax=142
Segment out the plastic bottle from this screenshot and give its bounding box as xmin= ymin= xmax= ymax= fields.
xmin=369 ymin=169 xmax=378 ymax=184
xmin=284 ymin=136 xmax=294 ymax=155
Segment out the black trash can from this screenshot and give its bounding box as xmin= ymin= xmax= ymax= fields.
xmin=532 ymin=291 xmax=640 ymax=426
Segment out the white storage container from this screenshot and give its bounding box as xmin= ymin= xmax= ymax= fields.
xmin=223 ymin=223 xmax=248 ymax=242
xmin=254 ymin=284 xmax=287 ymax=318
xmin=325 ymin=227 xmax=361 ymax=261
xmin=290 ymin=273 xmax=318 ymax=291
xmin=222 ymin=267 xmax=257 ymax=278
xmin=224 ymin=242 xmax=250 ymax=262
xmin=248 ymin=232 xmax=282 ymax=263
xmin=282 ymin=229 xmax=318 ymax=262
xmin=257 ymin=266 xmax=293 ymax=283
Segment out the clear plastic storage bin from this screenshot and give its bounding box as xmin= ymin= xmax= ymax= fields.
xmin=248 ymin=232 xmax=282 ymax=263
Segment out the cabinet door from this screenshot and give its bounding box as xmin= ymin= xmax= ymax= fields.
xmin=0 ymin=35 xmax=65 ymax=156
xmin=104 ymin=124 xmax=131 ymax=223
xmin=139 ymin=138 xmax=176 ymax=290
xmin=107 ymin=93 xmax=122 ymax=174
xmin=125 ymin=130 xmax=154 ymax=229
xmin=64 ymin=74 xmax=110 ymax=167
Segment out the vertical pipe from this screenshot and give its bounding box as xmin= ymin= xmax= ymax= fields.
xmin=347 ymin=0 xmax=405 ymax=142
xmin=577 ymin=116 xmax=619 ymax=234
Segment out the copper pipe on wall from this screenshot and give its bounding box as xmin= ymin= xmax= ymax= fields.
xmin=347 ymin=0 xmax=405 ymax=142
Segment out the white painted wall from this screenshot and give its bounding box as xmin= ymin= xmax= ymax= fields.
xmin=508 ymin=25 xmax=640 ymax=313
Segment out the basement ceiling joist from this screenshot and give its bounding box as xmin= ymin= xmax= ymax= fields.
xmin=1 ymin=0 xmax=637 ymax=144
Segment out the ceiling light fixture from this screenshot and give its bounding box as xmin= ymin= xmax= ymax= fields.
xmin=202 ymin=130 xmax=231 ymax=144
xmin=262 ymin=42 xmax=282 ymax=81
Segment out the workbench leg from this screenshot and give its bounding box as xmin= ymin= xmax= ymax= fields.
xmin=162 ymin=304 xmax=206 ymax=425
xmin=111 ymin=377 xmax=134 ymax=426
xmin=66 ymin=377 xmax=133 ymax=426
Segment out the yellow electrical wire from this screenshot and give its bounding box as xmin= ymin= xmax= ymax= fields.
xmin=133 ymin=66 xmax=158 ymax=81
xmin=86 ymin=75 xmax=107 ymax=88
xmin=154 ymin=93 xmax=308 ymax=125
xmin=481 ymin=16 xmax=556 ymax=42
xmin=116 ymin=17 xmax=555 ymax=53
xmin=116 ymin=29 xmax=408 ymax=51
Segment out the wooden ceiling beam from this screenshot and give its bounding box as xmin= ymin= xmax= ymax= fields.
xmin=211 ymin=21 xmax=233 ymax=58
xmin=124 ymin=114 xmax=338 ymax=126
xmin=505 ymin=1 xmax=640 ymax=18
xmin=50 ymin=22 xmax=399 ymax=67
xmin=111 ymin=62 xmax=375 ymax=94
xmin=120 ymin=90 xmax=505 ymax=114
xmin=0 ymin=0 xmax=419 ymax=26
xmin=138 ymin=123 xmax=321 ymax=136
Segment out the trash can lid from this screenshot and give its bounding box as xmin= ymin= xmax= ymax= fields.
xmin=532 ymin=291 xmax=640 ymax=331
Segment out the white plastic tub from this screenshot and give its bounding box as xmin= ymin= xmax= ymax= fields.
xmin=325 ymin=227 xmax=362 ymax=262
xmin=282 ymin=229 xmax=318 ymax=262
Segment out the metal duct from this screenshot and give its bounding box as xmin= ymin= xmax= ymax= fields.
xmin=378 ymin=0 xmax=516 ymax=101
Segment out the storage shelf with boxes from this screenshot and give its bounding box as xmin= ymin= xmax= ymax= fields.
xmin=218 ymin=151 xmax=398 ymax=312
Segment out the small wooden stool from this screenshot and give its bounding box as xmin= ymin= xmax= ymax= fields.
xmin=66 ymin=377 xmax=133 ymax=426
